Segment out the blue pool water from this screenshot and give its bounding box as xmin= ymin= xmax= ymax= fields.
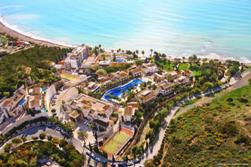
xmin=102 ymin=78 xmax=143 ymax=101
xmin=18 ymin=98 xmax=26 ymax=107
xmin=115 ymin=57 xmax=126 ymax=63
xmin=0 ymin=0 xmax=251 ymax=61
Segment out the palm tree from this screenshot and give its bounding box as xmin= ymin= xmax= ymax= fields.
xmin=78 ymin=131 xmax=88 ymax=144
xmin=150 ymin=49 xmax=153 ymax=57
xmin=142 ymin=50 xmax=145 ymax=56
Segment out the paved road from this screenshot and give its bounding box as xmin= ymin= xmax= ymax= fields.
xmin=0 ymin=125 xmax=64 ymax=154
xmin=136 ymin=71 xmax=251 ymax=166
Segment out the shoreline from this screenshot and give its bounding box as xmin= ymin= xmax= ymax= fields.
xmin=0 ymin=18 xmax=72 ymax=48
xmin=1 ymin=18 xmax=251 ymax=64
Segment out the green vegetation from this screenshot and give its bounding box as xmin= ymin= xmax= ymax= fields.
xmin=178 ymin=63 xmax=190 ymax=71
xmin=96 ymin=69 xmax=107 ymax=76
xmin=149 ymin=84 xmax=251 ymax=167
xmin=0 ymin=141 xmax=84 ymax=167
xmin=0 ymin=34 xmax=8 ymax=46
xmin=0 ymin=45 xmax=70 ymax=97
xmin=103 ymin=63 xmax=132 ymax=73
xmin=155 ymin=59 xmax=175 ymax=71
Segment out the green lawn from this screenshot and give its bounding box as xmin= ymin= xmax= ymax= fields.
xmin=192 ymin=70 xmax=202 ymax=77
xmin=178 ymin=63 xmax=190 ymax=71
xmin=156 ymin=60 xmax=175 ymax=71
xmin=103 ymin=131 xmax=131 ymax=155
xmin=61 ymin=72 xmax=80 ymax=82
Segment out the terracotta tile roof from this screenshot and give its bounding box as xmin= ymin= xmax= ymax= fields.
xmin=124 ymin=106 xmax=133 ymax=116
xmin=127 ymin=102 xmax=139 ymax=108
xmin=33 ymin=87 xmax=41 ymax=95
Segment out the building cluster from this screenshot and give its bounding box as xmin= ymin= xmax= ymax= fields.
xmin=0 ymin=85 xmax=57 ymax=126
xmin=0 ymin=86 xmax=26 ymax=124
xmin=66 ymin=94 xmax=116 ymax=142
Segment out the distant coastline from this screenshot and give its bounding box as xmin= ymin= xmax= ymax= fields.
xmin=0 ymin=18 xmax=71 ymax=48
xmin=0 ymin=17 xmax=250 ymax=65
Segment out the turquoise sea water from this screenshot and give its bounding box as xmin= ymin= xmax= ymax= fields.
xmin=0 ymin=0 xmax=251 ymax=60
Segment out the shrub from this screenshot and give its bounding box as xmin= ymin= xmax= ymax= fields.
xmin=39 ymin=133 xmax=46 ymax=140
xmin=238 ymin=97 xmax=249 ymax=103
xmin=47 ymin=135 xmax=53 ymax=141
xmin=234 ymin=134 xmax=250 ymax=145
xmin=220 ymin=121 xmax=238 ymax=137
xmin=4 ymin=143 xmax=12 ymax=153
xmin=11 ymin=138 xmax=22 ymax=145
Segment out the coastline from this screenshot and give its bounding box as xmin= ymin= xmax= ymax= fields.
xmin=0 ymin=18 xmax=72 ymax=48
xmin=0 ymin=17 xmax=250 ymax=64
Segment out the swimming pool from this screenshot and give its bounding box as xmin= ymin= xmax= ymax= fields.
xmin=102 ymin=78 xmax=143 ymax=101
xmin=115 ymin=57 xmax=126 ymax=63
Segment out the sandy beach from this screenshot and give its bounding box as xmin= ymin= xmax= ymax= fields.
xmin=0 ymin=20 xmax=70 ymax=48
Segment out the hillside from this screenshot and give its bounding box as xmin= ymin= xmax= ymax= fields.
xmin=0 ymin=46 xmax=70 ymax=97
xmin=154 ymin=84 xmax=251 ymax=166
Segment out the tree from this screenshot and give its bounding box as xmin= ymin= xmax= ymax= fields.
xmin=96 ymin=69 xmax=107 ymax=76
xmin=39 ymin=133 xmax=46 ymax=140
xmin=4 ymin=143 xmax=12 ymax=153
xmin=78 ymin=131 xmax=88 ymax=144
xmin=12 ymin=138 xmax=22 ymax=145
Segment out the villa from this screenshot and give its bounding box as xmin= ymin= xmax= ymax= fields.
xmin=157 ymin=81 xmax=176 ymax=97
xmin=137 ymin=89 xmax=158 ymax=104
xmin=0 ymin=86 xmax=27 ymax=119
xmin=142 ymin=63 xmax=159 ymax=76
xmin=28 ymin=87 xmax=43 ymax=112
xmin=0 ymin=108 xmax=9 ymax=125
xmin=128 ymin=66 xmax=142 ymax=77
xmin=154 ymin=73 xmax=168 ymax=83
xmin=70 ymin=94 xmax=114 ymax=127
xmin=123 ymin=102 xmax=139 ymax=122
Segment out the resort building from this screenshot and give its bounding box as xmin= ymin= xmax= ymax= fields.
xmin=129 ymin=66 xmax=142 ymax=77
xmin=0 ymin=86 xmax=27 ymax=118
xmin=123 ymin=102 xmax=139 ymax=122
xmin=137 ymin=90 xmax=157 ymax=104
xmin=0 ymin=108 xmax=9 ymax=124
xmin=142 ymin=63 xmax=159 ymax=76
xmin=70 ymin=94 xmax=114 ymax=126
xmin=154 ymin=73 xmax=167 ymax=83
xmin=44 ymin=84 xmax=57 ymax=110
xmin=157 ymin=81 xmax=175 ymax=97
xmin=111 ymin=71 xmax=130 ymax=82
xmin=64 ymin=45 xmax=88 ymax=70
xmin=28 ymin=87 xmax=43 ymax=111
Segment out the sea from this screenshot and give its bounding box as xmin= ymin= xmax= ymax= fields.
xmin=0 ymin=0 xmax=251 ymax=61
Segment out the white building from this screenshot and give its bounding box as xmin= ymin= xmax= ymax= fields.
xmin=44 ymin=84 xmax=57 ymax=110
xmin=0 ymin=107 xmax=9 ymax=124
xmin=0 ymin=86 xmax=27 ymax=119
xmin=71 ymin=94 xmax=114 ymax=124
xmin=123 ymin=102 xmax=139 ymax=122
xmin=65 ymin=45 xmax=88 ymax=70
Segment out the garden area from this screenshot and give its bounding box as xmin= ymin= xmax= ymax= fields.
xmin=61 ymin=72 xmax=81 ymax=82
xmin=0 ymin=140 xmax=84 ymax=167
